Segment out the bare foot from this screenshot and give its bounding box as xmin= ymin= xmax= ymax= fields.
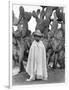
xmin=26 ymin=77 xmax=35 ymax=81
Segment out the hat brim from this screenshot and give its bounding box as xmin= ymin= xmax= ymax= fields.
xmin=34 ymin=32 xmax=43 ymax=37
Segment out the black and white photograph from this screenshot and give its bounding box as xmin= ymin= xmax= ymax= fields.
xmin=1 ymin=0 xmax=69 ymax=90
xmin=12 ymin=3 xmax=65 ymax=86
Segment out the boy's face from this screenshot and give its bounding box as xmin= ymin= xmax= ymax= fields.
xmin=34 ymin=35 xmax=41 ymax=42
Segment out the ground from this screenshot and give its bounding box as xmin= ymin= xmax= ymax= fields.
xmin=12 ymin=69 xmax=65 ymax=86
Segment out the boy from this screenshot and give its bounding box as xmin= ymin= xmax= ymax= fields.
xmin=26 ymin=30 xmax=48 ymax=81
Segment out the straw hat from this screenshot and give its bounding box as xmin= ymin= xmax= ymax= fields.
xmin=34 ymin=30 xmax=43 ymax=37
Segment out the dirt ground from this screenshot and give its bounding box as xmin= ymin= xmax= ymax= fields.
xmin=12 ymin=69 xmax=65 ymax=86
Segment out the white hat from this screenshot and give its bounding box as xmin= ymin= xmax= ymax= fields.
xmin=34 ymin=30 xmax=43 ymax=37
